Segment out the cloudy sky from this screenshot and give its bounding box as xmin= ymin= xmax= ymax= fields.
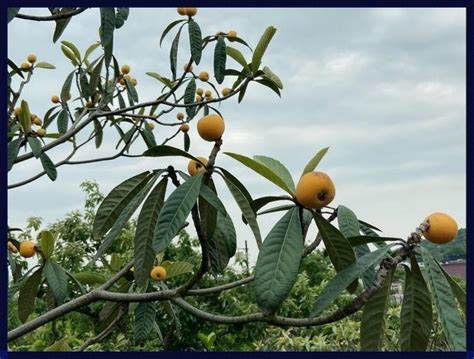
xmin=8 ymin=8 xmax=466 ymax=264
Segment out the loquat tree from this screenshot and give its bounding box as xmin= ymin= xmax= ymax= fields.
xmin=7 ymin=7 xmax=466 ymax=352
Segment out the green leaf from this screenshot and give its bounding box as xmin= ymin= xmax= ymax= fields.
xmin=311 ymin=245 xmax=394 ymax=316
xmin=222 ymin=173 xmax=262 ymax=248
xmin=60 ymin=71 xmax=75 ymax=102
xmin=184 ymin=77 xmax=196 ymax=117
xmin=258 ymin=204 xmax=294 ymax=216
xmin=347 ymin=236 xmax=401 ymax=247
xmin=57 ymin=108 xmax=69 ymax=134
xmin=208 ymin=212 xmax=236 ymax=274
xmin=84 ymin=41 xmax=101 ymax=62
xmin=226 ymin=46 xmax=249 ymax=70
xmin=93 ymin=119 xmax=103 ymax=148
xmin=100 ymin=8 xmax=115 ymax=66
xmin=74 ymin=271 xmax=107 ymax=285
xmin=262 ymin=66 xmax=283 ymax=89
xmin=18 ymin=269 xmax=43 ymax=323
xmin=251 ymin=26 xmax=277 ymax=73
xmin=44 ymin=261 xmax=68 ymax=304
xmin=39 ymin=230 xmax=55 ymax=259
xmin=214 ymin=36 xmax=227 ymax=84
xmin=35 ymin=61 xmax=56 ymax=69
xmin=313 ymin=213 xmax=358 ymax=292
xmin=8 ymin=137 xmax=22 ymax=171
xmin=302 ymin=147 xmax=329 ymax=175
xmin=224 ymin=152 xmax=294 ymax=195
xmin=219 ymin=168 xmax=253 ymax=204
xmin=19 ymin=100 xmax=32 ymax=134
xmin=153 ymin=173 xmax=204 ymax=253
xmin=61 ymin=44 xmax=79 ymax=66
xmin=52 ymin=8 xmax=74 ymax=43
xmin=115 ymin=7 xmax=129 ymax=29
xmin=134 ymin=177 xmax=168 ymax=289
xmin=184 ymin=132 xmax=190 ymax=152
xmin=140 ymin=126 xmax=157 ymax=149
xmin=89 ymin=58 xmax=104 ymax=93
xmin=255 ymin=208 xmax=303 ymax=313
xmin=400 ymin=255 xmax=433 ymax=351
xmin=188 ymin=19 xmax=202 ymax=65
xmin=360 ymin=268 xmax=394 ymax=350
xmin=420 ymin=248 xmax=466 ymax=350
xmin=8 ymin=8 xmax=20 ymax=23
xmin=8 ymin=59 xmax=24 ymax=78
xmin=61 ymin=40 xmax=81 ymax=62
xmin=94 ymin=174 xmax=158 ymax=260
xmin=40 ymin=153 xmax=57 ymax=181
xmin=255 ymin=78 xmax=281 ymax=97
xmin=199 ymin=182 xmax=227 ymax=216
xmin=143 ymin=144 xmax=199 ymax=162
xmin=93 ymin=171 xmax=151 ymax=240
xmin=253 ymin=155 xmax=295 ymax=193
xmin=162 ymin=261 xmax=194 ymax=279
xmin=27 ymin=136 xmax=42 ymax=159
xmin=251 ymin=196 xmax=291 ymax=214
xmin=170 ymin=28 xmax=181 ymax=80
xmin=160 ymin=19 xmax=186 ymax=47
xmin=199 ymin=180 xmax=218 ymax=239
xmin=338 ymin=205 xmax=373 ymax=286
xmin=45 ymin=338 xmax=71 ymax=351
xmin=134 ymin=302 xmax=156 ymax=342
xmin=125 ymin=78 xmax=138 ymax=102
xmin=146 ymin=72 xmax=173 ymax=88
xmin=436 ymin=260 xmax=466 ymax=314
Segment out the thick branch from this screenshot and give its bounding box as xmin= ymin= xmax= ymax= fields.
xmin=15 ymin=8 xmax=87 ymax=21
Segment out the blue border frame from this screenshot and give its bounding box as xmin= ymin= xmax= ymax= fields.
xmin=2 ymin=1 xmax=472 ymax=358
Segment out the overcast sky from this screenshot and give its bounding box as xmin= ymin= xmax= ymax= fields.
xmin=8 ymin=8 xmax=466 ymax=264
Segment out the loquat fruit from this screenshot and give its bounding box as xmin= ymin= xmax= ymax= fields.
xmin=19 ymin=241 xmax=36 ymax=258
xmin=197 ymin=114 xmax=225 ymax=141
xmin=295 ymin=171 xmax=335 ymax=209
xmin=422 ymin=212 xmax=458 ymax=244
xmin=188 ymin=157 xmax=208 ymax=176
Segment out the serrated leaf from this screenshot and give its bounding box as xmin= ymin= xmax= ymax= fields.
xmin=40 ymin=153 xmax=57 ymax=181
xmin=27 ymin=136 xmax=42 ymax=159
xmin=39 ymin=230 xmax=55 ymax=259
xmin=18 ymin=269 xmax=43 ymax=323
xmin=44 ymin=261 xmax=68 ymax=304
xmin=95 ymin=174 xmax=158 ymax=260
xmin=400 ymin=255 xmax=433 ymax=351
xmin=93 ymin=171 xmax=151 ymax=240
xmin=188 ymin=19 xmax=202 ymax=65
xmin=311 ymin=245 xmax=394 ymax=316
xmin=302 ymin=147 xmax=329 ymax=175
xmin=8 ymin=137 xmax=22 ymax=171
xmin=184 ymin=77 xmax=196 ymax=117
xmin=153 ymin=173 xmax=204 ymax=253
xmin=224 ymin=152 xmax=294 ymax=195
xmin=436 ymin=260 xmax=466 ymax=314
xmin=214 ymin=36 xmax=226 ymax=84
xmin=60 ymin=71 xmax=75 ymax=102
xmin=143 ymin=144 xmax=199 ymax=162
xmin=253 ymin=155 xmax=295 ymax=193
xmin=420 ymin=248 xmax=466 ymax=350
xmin=56 ymin=108 xmax=69 ymax=134
xmin=313 ymin=213 xmax=358 ymax=293
xmin=134 ymin=177 xmax=168 ymax=289
xmin=35 ymin=62 xmax=56 ymax=69
xmin=170 ymin=28 xmax=181 ymax=80
xmin=209 ymin=212 xmax=236 ymax=274
xmin=251 ymin=26 xmax=277 ymax=73
xmin=199 ymin=182 xmax=227 ymax=216
xmin=360 ymin=268 xmax=394 ymax=350
xmin=134 ymin=301 xmax=156 ymax=342
xmin=115 ymin=7 xmax=129 ymax=29
xmin=255 ymin=208 xmax=303 ymax=313
xmin=222 ymin=173 xmax=262 ymax=248
xmin=199 ymin=180 xmax=218 ymax=240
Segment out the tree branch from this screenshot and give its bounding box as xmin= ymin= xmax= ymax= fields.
xmin=15 ymin=8 xmax=88 ymax=21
